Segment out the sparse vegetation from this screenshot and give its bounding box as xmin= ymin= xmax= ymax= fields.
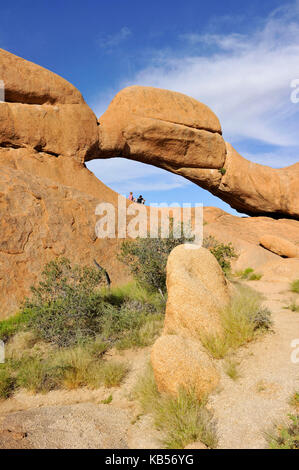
xmin=1 ymin=343 xmax=129 ymax=395
xmin=118 ymin=223 xmax=194 ymax=293
xmin=0 ymin=309 xmax=35 ymax=342
xmin=120 ymin=232 xmax=238 ymax=293
xmin=235 ymin=267 xmax=262 ymax=281
xmin=134 ymin=366 xmax=218 ymax=449
xmin=9 ymin=259 xmax=165 ymax=350
xmin=203 ymin=236 xmax=237 ymax=275
xmin=101 ymin=394 xmax=113 ymax=404
xmin=284 ymin=300 xmax=299 ymax=312
xmin=224 ymin=359 xmax=240 ymax=381
xmin=0 ymin=259 xmax=166 ymax=399
xmin=290 ymin=391 xmax=299 ymax=410
xmin=0 ymin=367 xmax=15 ymax=399
xmin=290 ymin=279 xmax=299 ymax=294
xmin=266 ymin=414 xmax=299 ymax=449
xmin=200 ymin=286 xmax=272 ymax=359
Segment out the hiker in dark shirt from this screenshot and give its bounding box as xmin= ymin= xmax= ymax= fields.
xmin=137 ymin=195 xmax=145 ymax=204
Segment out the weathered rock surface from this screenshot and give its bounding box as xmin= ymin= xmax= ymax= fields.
xmin=0 ymin=150 xmax=130 ymax=317
xmin=150 ymin=245 xmax=228 ymax=400
xmin=151 ymin=334 xmax=220 ymax=400
xmin=0 ymin=48 xmax=99 ymax=162
xmin=0 ymin=403 xmax=130 ymax=449
xmin=164 ymin=245 xmax=229 ymax=338
xmin=98 ymin=86 xmax=299 ymax=219
xmin=259 ymin=234 xmax=299 ymax=258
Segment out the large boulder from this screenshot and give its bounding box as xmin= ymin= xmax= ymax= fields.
xmin=0 ymin=48 xmax=99 ymax=162
xmin=259 ymin=234 xmax=299 ymax=258
xmin=151 ymin=335 xmax=220 ymax=400
xmin=164 ymin=245 xmax=229 ymax=339
xmin=150 ymin=245 xmax=226 ymax=400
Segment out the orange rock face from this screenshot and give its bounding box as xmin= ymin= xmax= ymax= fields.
xmin=0 ymin=48 xmax=99 ymax=162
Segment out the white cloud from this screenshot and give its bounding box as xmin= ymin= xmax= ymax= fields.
xmin=119 ymin=1 xmax=299 ymax=152
xmin=98 ymin=26 xmax=131 ymax=49
xmin=87 ymin=158 xmax=191 ymax=194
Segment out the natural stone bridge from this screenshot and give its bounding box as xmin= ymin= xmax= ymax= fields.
xmin=1 ymin=48 xmax=298 ymax=219
xmin=0 ymin=48 xmax=299 ymax=317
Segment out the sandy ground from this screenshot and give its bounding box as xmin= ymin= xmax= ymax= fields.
xmin=209 ymin=280 xmax=299 ymax=449
xmin=0 ymin=279 xmax=298 ymax=449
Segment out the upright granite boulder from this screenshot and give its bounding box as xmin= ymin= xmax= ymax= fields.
xmin=151 ymin=246 xmax=230 ymax=399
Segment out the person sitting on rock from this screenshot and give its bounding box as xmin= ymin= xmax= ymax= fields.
xmin=137 ymin=195 xmax=145 ymax=204
xmin=128 ymin=191 xmax=133 ymax=201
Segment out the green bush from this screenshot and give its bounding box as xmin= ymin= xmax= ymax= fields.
xmin=202 ymin=236 xmax=237 ymax=275
xmin=22 ymin=258 xmax=110 ymax=347
xmin=291 ymin=279 xmax=299 ymax=294
xmin=119 ymin=233 xmax=237 ymax=293
xmin=284 ymin=301 xmax=299 ymax=312
xmin=118 ymin=226 xmax=194 ymax=293
xmin=235 ymin=267 xmax=262 ymax=281
xmin=17 ymin=258 xmax=164 ymax=349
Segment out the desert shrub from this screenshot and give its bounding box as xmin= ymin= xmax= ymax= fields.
xmin=284 ymin=300 xmax=299 ymax=312
xmin=20 ymin=258 xmax=165 ymax=348
xmin=27 ymin=257 xmax=105 ymax=304
xmin=266 ymin=414 xmax=299 ymax=449
xmin=119 ymin=233 xmax=237 ymax=293
xmin=235 ymin=267 xmax=262 ymax=281
xmin=27 ymin=293 xmax=112 ymax=347
xmin=200 ymin=286 xmax=272 ymax=359
xmin=134 ymin=366 xmax=218 ymax=449
xmin=118 ymin=226 xmax=194 ymax=293
xmin=100 ymin=297 xmax=164 ymax=350
xmin=21 ymin=258 xmax=112 ymax=347
xmin=291 ymin=279 xmax=299 ymax=294
xmin=202 ymin=236 xmax=237 ymax=274
xmin=0 ymin=367 xmax=15 ymax=399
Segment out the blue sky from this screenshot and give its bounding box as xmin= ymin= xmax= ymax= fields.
xmin=1 ymin=0 xmax=299 ymax=215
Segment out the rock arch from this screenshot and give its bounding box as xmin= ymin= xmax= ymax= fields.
xmin=95 ymin=85 xmax=299 ymax=219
